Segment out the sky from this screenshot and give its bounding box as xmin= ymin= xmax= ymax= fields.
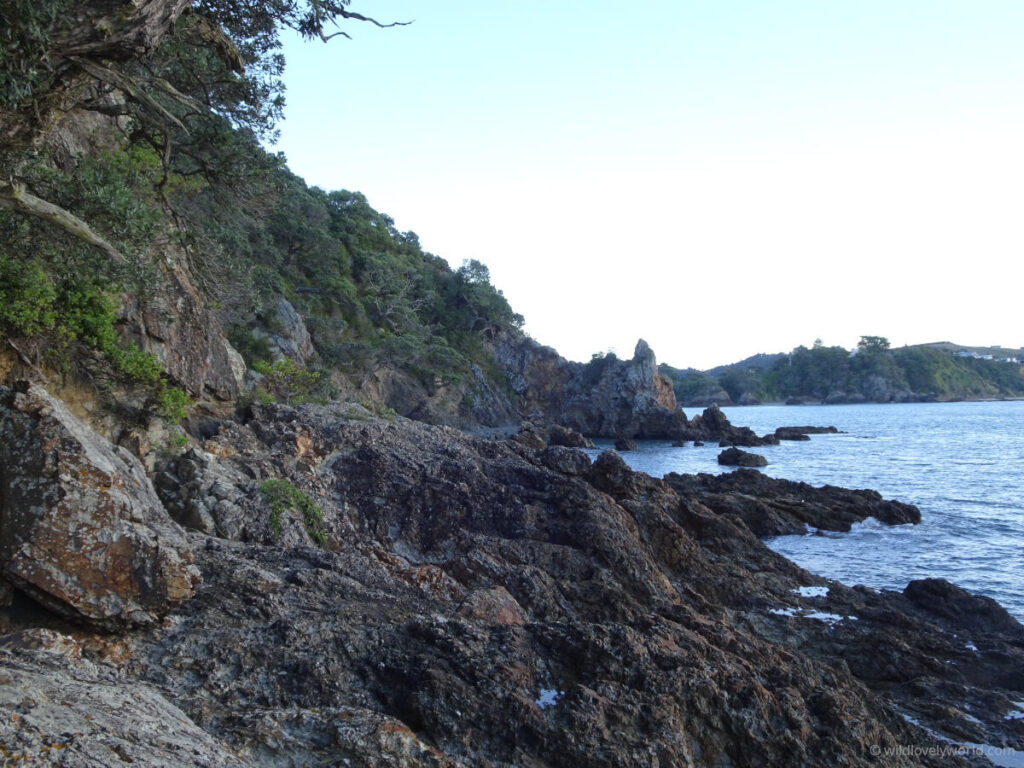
xmin=274 ymin=1 xmax=1024 ymax=370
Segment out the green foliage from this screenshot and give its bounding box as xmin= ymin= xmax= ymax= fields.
xmin=660 ymin=366 xmax=722 ymax=404
xmin=259 ymin=478 xmax=327 ymax=547
xmin=2 ymin=2 xmax=519 ymax=425
xmin=717 ymin=367 xmax=764 ymax=403
xmin=858 ymin=335 xmax=891 ymax=353
xmin=253 ymin=358 xmax=322 ymax=404
xmin=693 ymin=339 xmax=1024 ymax=403
xmin=165 ymin=428 xmax=190 ymax=455
xmin=0 ymin=257 xmax=57 ymax=335
xmin=0 ymin=145 xmax=189 ymax=422
xmin=0 ymin=0 xmax=68 ymax=107
xmin=227 ymin=325 xmax=274 ymax=367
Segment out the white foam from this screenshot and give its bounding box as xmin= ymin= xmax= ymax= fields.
xmin=795 ymin=586 xmax=829 ymax=598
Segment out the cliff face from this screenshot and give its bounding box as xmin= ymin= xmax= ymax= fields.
xmin=2 ymin=390 xmax=1023 ymax=766
xmin=497 ymin=336 xmax=688 ymax=438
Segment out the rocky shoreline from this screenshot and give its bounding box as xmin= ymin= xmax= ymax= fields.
xmin=2 ymin=384 xmax=1023 ymax=766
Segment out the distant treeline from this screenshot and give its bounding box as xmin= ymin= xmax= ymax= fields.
xmin=661 ymin=338 xmax=1024 ymax=406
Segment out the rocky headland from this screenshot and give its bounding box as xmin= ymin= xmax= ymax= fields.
xmin=2 ymin=382 xmax=1023 ymax=766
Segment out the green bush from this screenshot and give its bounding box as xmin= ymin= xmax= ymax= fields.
xmin=259 ymin=478 xmax=327 ymax=547
xmin=252 ymin=357 xmax=321 ymax=404
xmin=0 ymin=257 xmax=57 ymax=335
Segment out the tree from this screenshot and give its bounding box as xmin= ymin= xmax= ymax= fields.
xmin=0 ymin=0 xmax=405 ymax=260
xmin=457 ymin=259 xmax=491 ymax=285
xmin=858 ymin=336 xmax=891 ymax=353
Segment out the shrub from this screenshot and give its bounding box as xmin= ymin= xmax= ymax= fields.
xmin=259 ymin=478 xmax=327 ymax=546
xmin=252 ymin=358 xmax=321 ymax=404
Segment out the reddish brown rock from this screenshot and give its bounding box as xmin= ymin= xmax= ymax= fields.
xmin=0 ymin=383 xmax=200 ymax=629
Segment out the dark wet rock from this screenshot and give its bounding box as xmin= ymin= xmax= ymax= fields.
xmin=718 ymin=447 xmax=768 ymax=467
xmin=537 ymin=445 xmax=591 ymax=476
xmin=904 ymin=579 xmax=1024 ymax=638
xmin=510 ymin=422 xmax=547 ymax=451
xmin=775 ymin=428 xmax=811 ymax=440
xmin=775 ymin=425 xmax=840 ymax=441
xmin=666 ymin=468 xmax=923 ymax=537
xmin=547 ymin=423 xmax=594 ymax=448
xmin=682 ymin=404 xmax=779 ymax=447
xmin=0 ymin=383 xmax=200 ymax=629
xmin=3 ymin=400 xmax=1020 ymax=766
xmin=614 ymin=437 xmax=638 ymax=451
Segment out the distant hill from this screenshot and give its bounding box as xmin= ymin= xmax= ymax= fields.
xmin=661 ymin=340 xmax=1024 ymax=406
xmin=705 ymin=352 xmax=786 ymax=378
xmin=916 ymin=341 xmax=1024 ymax=359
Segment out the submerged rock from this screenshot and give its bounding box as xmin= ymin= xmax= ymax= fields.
xmin=0 ymin=383 xmax=200 ymax=629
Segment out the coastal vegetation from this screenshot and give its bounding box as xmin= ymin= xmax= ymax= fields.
xmin=662 ymin=337 xmax=1024 ymax=405
xmin=0 ymin=0 xmax=522 ymax=424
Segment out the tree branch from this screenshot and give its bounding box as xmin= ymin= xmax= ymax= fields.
xmin=0 ymin=180 xmax=125 ymax=264
xmin=70 ymin=56 xmax=193 ymax=133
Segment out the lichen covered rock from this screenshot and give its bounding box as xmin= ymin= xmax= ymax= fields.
xmin=0 ymin=383 xmax=200 ymax=629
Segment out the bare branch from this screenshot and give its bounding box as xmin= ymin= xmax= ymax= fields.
xmin=0 ymin=180 xmax=125 ymax=264
xmin=336 ymin=10 xmax=414 ymax=30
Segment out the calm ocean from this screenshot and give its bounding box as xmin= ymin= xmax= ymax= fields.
xmin=585 ymin=401 xmax=1024 ymax=620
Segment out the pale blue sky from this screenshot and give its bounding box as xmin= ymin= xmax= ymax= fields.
xmin=276 ymin=1 xmax=1024 ymax=369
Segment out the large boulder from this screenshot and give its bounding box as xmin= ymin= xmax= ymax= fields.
xmin=0 ymin=383 xmax=200 ymax=629
xmin=717 ymin=447 xmax=768 ymax=467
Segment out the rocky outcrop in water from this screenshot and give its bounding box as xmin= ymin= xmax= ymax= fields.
xmin=774 ymin=425 xmax=840 ymax=441
xmin=0 ymin=383 xmax=200 ymax=629
xmin=717 ymin=446 xmax=768 ymax=467
xmin=3 ymin=395 xmax=1021 ymax=766
xmin=665 ymin=468 xmax=923 ymax=537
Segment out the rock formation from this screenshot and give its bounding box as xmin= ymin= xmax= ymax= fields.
xmin=496 ymin=336 xmax=689 ymax=439
xmin=666 ymin=468 xmax=923 ymax=537
xmin=0 ymin=383 xmax=200 ymax=629
xmin=717 ymin=446 xmax=768 ymax=467
xmin=2 ymin=397 xmax=1020 ymax=766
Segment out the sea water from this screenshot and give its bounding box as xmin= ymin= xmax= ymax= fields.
xmin=585 ymin=401 xmax=1024 ymax=620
